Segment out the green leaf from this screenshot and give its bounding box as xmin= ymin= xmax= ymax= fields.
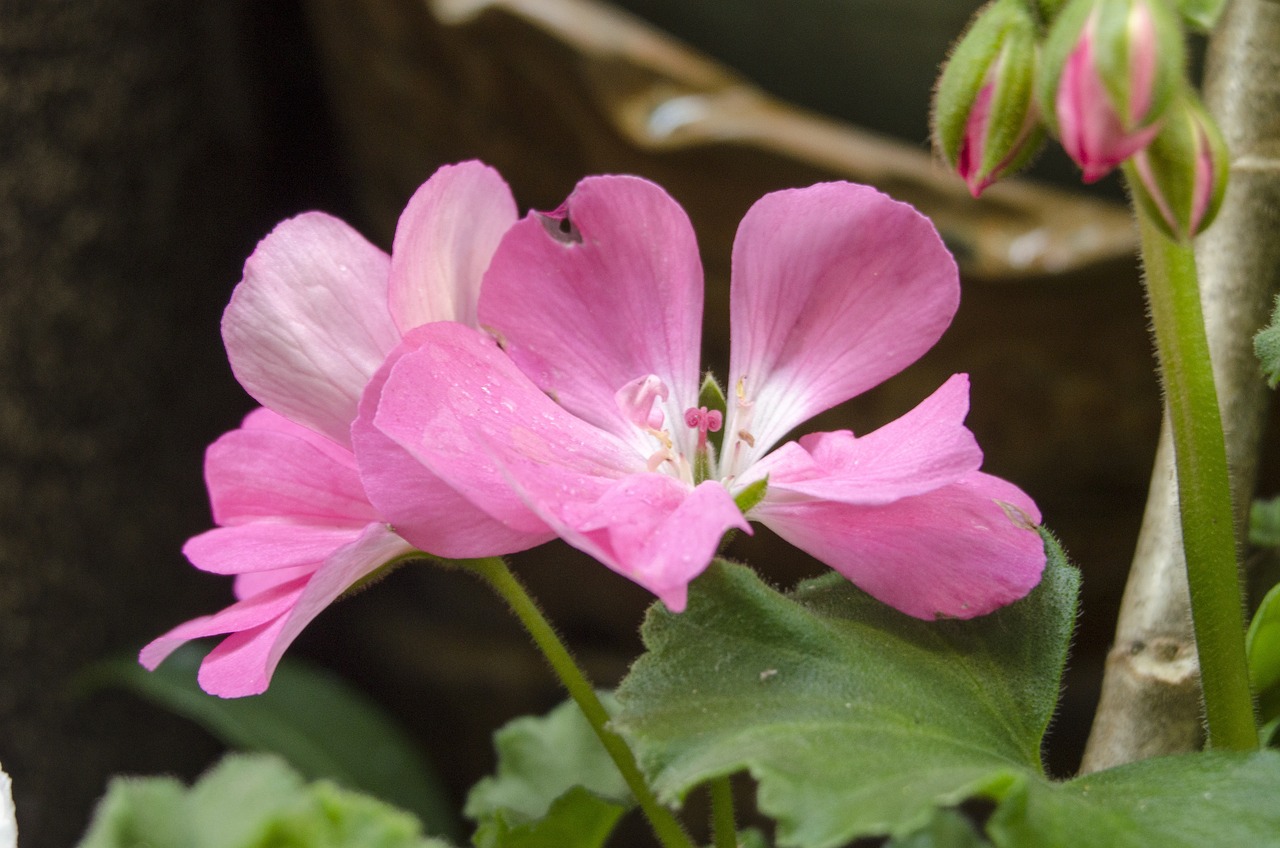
xmin=1249 ymin=497 xmax=1280 ymax=547
xmin=465 ymin=695 xmax=632 ymax=848
xmin=613 ymin=534 xmax=1078 ymax=848
xmin=1254 ymin=295 xmax=1280 ymax=389
xmin=886 ymin=809 xmax=992 ymax=848
xmin=1174 ymin=0 xmax=1228 ymax=31
xmin=78 ymin=643 xmax=458 ymax=840
xmin=1247 ymin=582 xmax=1280 ymax=727
xmin=78 ymin=753 xmax=458 ymax=848
xmin=987 ymin=751 xmax=1280 ymax=847
xmin=614 ymin=537 xmax=1070 ymax=842
xmin=470 ymin=787 xmax=627 ymax=848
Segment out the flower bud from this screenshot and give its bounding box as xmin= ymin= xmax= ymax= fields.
xmin=1039 ymin=0 xmax=1186 ymax=182
xmin=1127 ymin=91 xmax=1229 ymax=241
xmin=933 ymin=0 xmax=1045 ymax=197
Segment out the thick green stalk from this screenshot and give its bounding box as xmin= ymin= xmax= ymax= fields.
xmin=709 ymin=776 xmax=737 ymax=848
xmin=462 ymin=557 xmax=697 ymax=848
xmin=1131 ymin=204 xmax=1258 ymax=751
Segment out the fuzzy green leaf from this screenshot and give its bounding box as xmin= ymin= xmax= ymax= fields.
xmin=465 ymin=695 xmax=632 ymax=848
xmin=79 ymin=643 xmax=457 ymax=839
xmin=77 ymin=753 xmax=456 ymax=848
xmin=1255 ymin=296 xmax=1280 ymax=389
xmin=613 ymin=533 xmax=1078 ymax=848
xmin=1248 ymin=582 xmax=1280 ymax=728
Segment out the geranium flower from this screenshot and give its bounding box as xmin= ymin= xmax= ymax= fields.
xmin=141 ymin=162 xmax=550 ymax=696
xmin=357 ymin=176 xmax=1046 ymax=617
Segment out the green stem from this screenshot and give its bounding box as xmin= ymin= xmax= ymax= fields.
xmin=462 ymin=557 xmax=697 ymax=848
xmin=709 ymin=776 xmax=738 ymax=848
xmin=1130 ymin=197 xmax=1258 ymax=751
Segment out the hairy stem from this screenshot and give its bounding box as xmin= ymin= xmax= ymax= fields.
xmin=1133 ymin=208 xmax=1256 ymax=751
xmin=463 ymin=557 xmax=696 ymax=848
xmin=1081 ymin=0 xmax=1280 ymax=771
xmin=709 ymin=776 xmax=738 ymax=848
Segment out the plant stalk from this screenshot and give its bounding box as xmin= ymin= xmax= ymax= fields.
xmin=1132 ymin=207 xmax=1257 ymax=751
xmin=709 ymin=776 xmax=738 ymax=848
xmin=462 ymin=557 xmax=697 ymax=848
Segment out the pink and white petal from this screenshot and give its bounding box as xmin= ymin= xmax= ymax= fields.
xmin=204 ymin=419 xmax=376 ymax=528
xmin=223 ymin=212 xmax=400 ymax=447
xmin=368 ymin=323 xmax=638 ymax=541
xmin=138 ymin=576 xmax=307 ymax=672
xmin=196 ymin=615 xmax=293 ymax=697
xmin=183 ymin=523 xmax=365 ymax=575
xmin=239 ymin=407 xmax=357 ymax=466
xmin=560 ymin=476 xmax=749 ymax=611
xmin=388 ymin=161 xmax=518 ymax=332
xmin=353 ymin=334 xmax=555 ymax=558
xmin=478 ymin=176 xmax=704 ymax=452
xmin=234 ymin=564 xmax=318 ymax=601
xmin=753 ymin=472 xmax=1044 ymax=620
xmin=754 ymin=374 xmax=983 ymax=505
xmin=726 ymin=183 xmax=959 ymax=466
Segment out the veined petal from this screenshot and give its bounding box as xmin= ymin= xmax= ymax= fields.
xmin=478 ymin=175 xmax=704 ymax=453
xmin=183 ymin=523 xmax=366 ymax=575
xmin=234 ymin=564 xmax=317 ymax=601
xmin=753 ymin=471 xmax=1044 ymax=619
xmin=223 ymin=212 xmax=399 ymax=447
xmin=371 ymin=323 xmax=638 ymax=504
xmin=726 ymin=183 xmax=959 ymax=469
xmin=138 ymin=576 xmax=307 ymax=673
xmin=205 ymin=410 xmax=376 ymax=527
xmin=389 ymin=161 xmax=518 ymax=332
xmin=749 ymin=374 xmax=983 ymax=505
xmin=353 ymin=329 xmax=556 ymax=558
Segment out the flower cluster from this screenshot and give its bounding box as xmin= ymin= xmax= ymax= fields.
xmin=143 ymin=162 xmax=1047 ymax=697
xmin=933 ymin=0 xmax=1227 ymax=241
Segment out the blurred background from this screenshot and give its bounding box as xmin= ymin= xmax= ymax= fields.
xmin=0 ymin=0 xmax=1232 ymax=844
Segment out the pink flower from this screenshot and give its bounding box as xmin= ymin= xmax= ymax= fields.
xmin=357 ymin=177 xmax=1046 ymax=618
xmin=141 ymin=162 xmax=548 ymax=696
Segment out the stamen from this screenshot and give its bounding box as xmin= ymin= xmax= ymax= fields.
xmin=616 ymin=375 xmax=669 ymax=430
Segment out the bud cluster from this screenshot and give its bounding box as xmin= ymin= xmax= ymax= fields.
xmin=931 ymin=0 xmax=1229 ymax=240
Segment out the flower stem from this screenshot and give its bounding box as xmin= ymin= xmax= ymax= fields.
xmin=1130 ymin=198 xmax=1258 ymax=751
xmin=462 ymin=557 xmax=697 ymax=848
xmin=709 ymin=776 xmax=738 ymax=848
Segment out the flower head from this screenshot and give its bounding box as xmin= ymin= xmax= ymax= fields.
xmin=141 ymin=162 xmax=547 ymax=696
xmin=1039 ymin=0 xmax=1185 ymax=182
xmin=933 ymin=0 xmax=1045 ymax=197
xmin=358 ymin=177 xmax=1046 ymax=618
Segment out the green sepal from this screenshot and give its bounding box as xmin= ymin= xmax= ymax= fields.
xmin=732 ymin=477 xmax=768 ymax=516
xmin=1125 ymin=89 xmax=1229 ymax=242
xmin=1173 ymin=0 xmax=1227 ymax=31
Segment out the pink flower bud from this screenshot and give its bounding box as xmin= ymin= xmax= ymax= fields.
xmin=1040 ymin=0 xmax=1185 ymax=182
xmin=1128 ymin=92 xmax=1229 ymax=241
xmin=933 ymin=0 xmax=1044 ymax=197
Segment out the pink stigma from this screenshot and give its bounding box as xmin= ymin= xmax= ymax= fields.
xmin=684 ymin=406 xmax=723 ymax=447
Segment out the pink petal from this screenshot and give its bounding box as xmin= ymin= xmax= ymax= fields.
xmin=550 ymin=476 xmax=750 ymax=612
xmin=183 ymin=523 xmax=366 ymax=575
xmin=138 ymin=576 xmax=307 ymax=672
xmin=753 ymin=472 xmax=1044 ymax=619
xmin=478 ymin=175 xmax=704 ymax=455
xmin=748 ymin=374 xmax=982 ymax=505
xmin=353 ymin=330 xmax=556 ymax=558
xmin=725 ymin=183 xmax=959 ymax=469
xmin=223 ymin=212 xmax=400 ymax=447
xmin=369 ymin=323 xmax=636 ymax=523
xmin=148 ymin=523 xmax=415 ymax=697
xmin=204 ymin=413 xmax=376 ymax=527
xmin=234 ymin=564 xmax=318 ymax=600
xmin=388 ymin=161 xmax=518 ymax=332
